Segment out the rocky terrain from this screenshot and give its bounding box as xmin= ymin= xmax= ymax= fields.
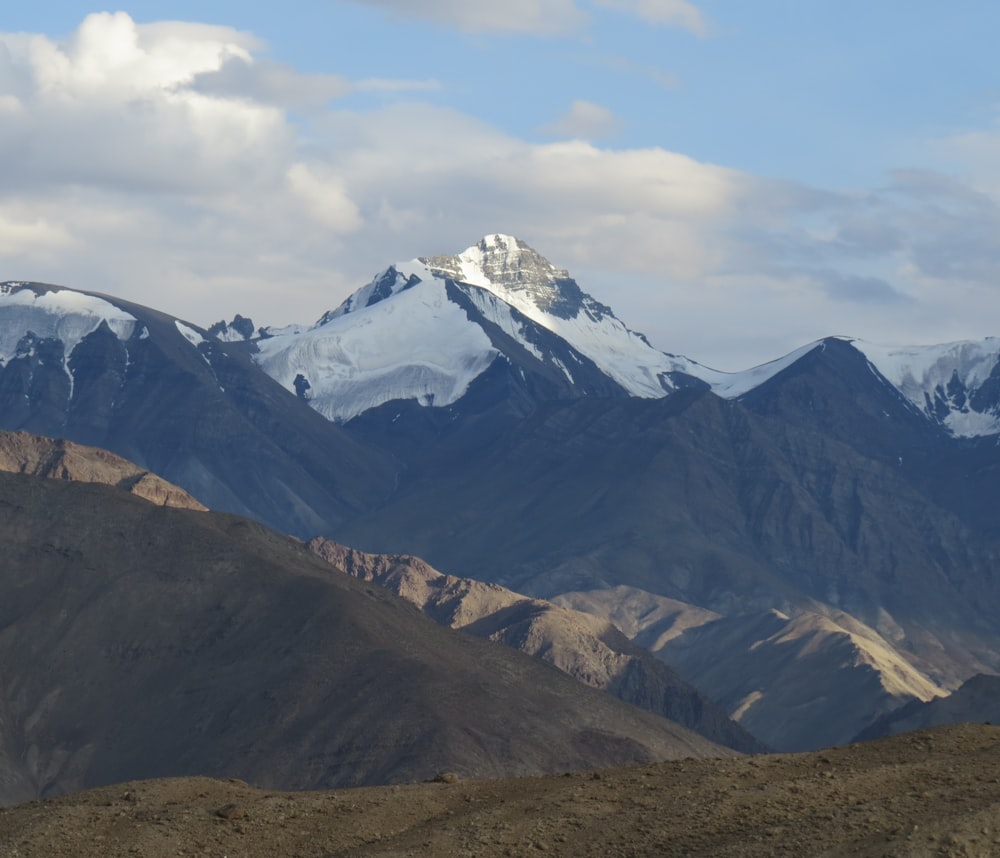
xmin=2 ymin=724 xmax=999 ymax=857
xmin=309 ymin=538 xmax=763 ymax=753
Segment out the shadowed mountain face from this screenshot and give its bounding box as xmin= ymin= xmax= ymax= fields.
xmin=0 ymin=283 xmax=397 ymax=538
xmin=334 ymin=385 xmax=1000 ymax=749
xmin=308 ymin=539 xmax=764 ymax=754
xmin=0 ymin=471 xmax=729 ymax=807
xmin=855 ymin=673 xmax=1000 ymax=742
xmin=337 ymin=390 xmax=1000 ymax=663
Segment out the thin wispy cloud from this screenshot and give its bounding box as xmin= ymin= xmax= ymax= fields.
xmin=341 ymin=0 xmax=707 ymax=35
xmin=592 ymin=0 xmax=707 ymax=35
xmin=341 ymin=0 xmax=587 ymax=35
xmin=541 ymin=100 xmax=622 ymax=140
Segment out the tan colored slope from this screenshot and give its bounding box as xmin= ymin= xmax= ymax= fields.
xmin=309 ymin=539 xmax=763 ymax=752
xmin=658 ymin=608 xmax=945 ymax=751
xmin=4 ymin=724 xmax=1000 ymax=858
xmin=554 ymin=584 xmax=722 ymax=650
xmin=0 ymin=429 xmax=206 ymax=510
xmin=554 ymin=584 xmax=946 ymax=752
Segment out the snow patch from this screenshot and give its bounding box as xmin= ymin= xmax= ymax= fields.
xmin=175 ymin=321 xmax=207 ymax=348
xmin=0 ymin=284 xmax=137 ymax=369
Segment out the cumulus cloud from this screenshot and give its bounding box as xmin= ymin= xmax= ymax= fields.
xmin=343 ymin=0 xmax=587 ymax=35
xmin=0 ymin=12 xmax=293 ymax=195
xmin=541 ymin=100 xmax=622 ymax=140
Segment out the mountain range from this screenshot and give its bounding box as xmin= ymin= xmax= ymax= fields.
xmin=2 ymin=233 xmax=1000 ymax=754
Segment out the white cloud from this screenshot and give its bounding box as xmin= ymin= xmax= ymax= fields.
xmin=0 ymin=12 xmax=292 ymax=196
xmin=541 ymin=99 xmax=622 ymax=140
xmin=2 ymin=13 xmax=999 ymax=372
xmin=343 ymin=0 xmax=587 ymax=35
xmin=593 ymin=0 xmax=707 ymax=34
xmin=287 ymin=163 xmax=363 ymax=232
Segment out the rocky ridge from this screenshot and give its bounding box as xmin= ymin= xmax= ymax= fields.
xmin=0 ymin=429 xmax=206 ymax=510
xmin=309 ymin=538 xmax=763 ymax=753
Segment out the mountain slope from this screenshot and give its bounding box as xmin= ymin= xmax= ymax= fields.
xmin=5 ymin=724 xmax=1000 ymax=858
xmin=333 ymin=386 xmax=1000 ymax=749
xmin=0 ymin=471 xmax=729 ymax=807
xmin=655 ymin=609 xmax=944 ymax=751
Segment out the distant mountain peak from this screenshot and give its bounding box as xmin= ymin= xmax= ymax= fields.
xmin=419 ymin=234 xmax=607 ymax=322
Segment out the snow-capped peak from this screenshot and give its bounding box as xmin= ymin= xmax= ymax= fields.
xmin=420 ymin=234 xmax=604 ymax=322
xmin=248 ymin=234 xmax=702 ymax=419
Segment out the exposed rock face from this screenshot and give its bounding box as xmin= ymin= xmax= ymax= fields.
xmin=0 ymin=471 xmax=729 ymax=807
xmin=308 ymin=538 xmax=763 ymax=753
xmin=421 ymin=233 xmax=603 ymax=320
xmin=0 ymin=429 xmax=206 ymax=510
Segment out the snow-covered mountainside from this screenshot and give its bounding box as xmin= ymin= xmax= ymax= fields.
xmin=852 ymin=338 xmax=1000 ymax=438
xmin=255 ymin=272 xmax=498 ymax=422
xmin=251 ymin=235 xmax=712 ymax=423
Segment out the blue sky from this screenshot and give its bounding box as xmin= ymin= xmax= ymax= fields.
xmin=2 ymin=2 xmax=1000 ymax=368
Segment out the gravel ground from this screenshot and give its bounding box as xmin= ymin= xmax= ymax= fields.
xmin=3 ymin=723 xmax=1000 ymax=857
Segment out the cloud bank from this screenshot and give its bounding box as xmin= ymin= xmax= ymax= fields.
xmin=1 ymin=12 xmax=998 ymax=369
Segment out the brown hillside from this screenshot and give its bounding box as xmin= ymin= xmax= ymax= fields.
xmin=0 ymin=429 xmax=206 ymax=510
